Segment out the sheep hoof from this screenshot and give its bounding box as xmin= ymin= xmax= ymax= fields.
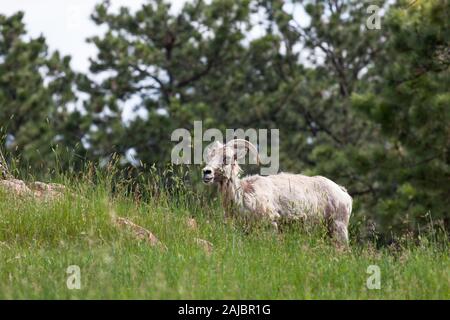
xmin=271 ymin=221 xmax=279 ymax=232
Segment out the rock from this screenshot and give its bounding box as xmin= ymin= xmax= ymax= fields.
xmin=0 ymin=179 xmax=32 ymax=196
xmin=29 ymin=181 xmax=66 ymax=200
xmin=113 ymin=216 xmax=167 ymax=250
xmin=0 ymin=178 xmax=67 ymax=201
xmin=194 ymin=238 xmax=213 ymax=255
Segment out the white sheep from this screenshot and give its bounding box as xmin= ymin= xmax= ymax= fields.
xmin=202 ymin=139 xmax=352 ymax=245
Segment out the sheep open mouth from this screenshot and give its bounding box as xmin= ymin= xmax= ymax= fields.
xmin=203 ymin=177 xmax=213 ymax=183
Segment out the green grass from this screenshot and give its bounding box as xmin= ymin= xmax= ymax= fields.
xmin=0 ymin=177 xmax=448 ymax=299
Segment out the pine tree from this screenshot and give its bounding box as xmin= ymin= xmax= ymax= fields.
xmin=0 ymin=12 xmax=83 ymax=174
xmin=352 ymin=0 xmax=450 ymax=235
xmin=79 ymin=0 xmax=253 ymax=166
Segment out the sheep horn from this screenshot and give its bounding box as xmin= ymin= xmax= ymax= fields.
xmin=226 ymin=139 xmax=261 ymax=165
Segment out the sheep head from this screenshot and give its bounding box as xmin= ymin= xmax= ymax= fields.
xmin=202 ymin=139 xmax=260 ymax=184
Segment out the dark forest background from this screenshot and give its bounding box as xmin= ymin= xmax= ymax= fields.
xmin=1 ymin=0 xmax=449 ymax=241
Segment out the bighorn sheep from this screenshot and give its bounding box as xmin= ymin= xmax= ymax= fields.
xmin=202 ymin=139 xmax=352 ymax=245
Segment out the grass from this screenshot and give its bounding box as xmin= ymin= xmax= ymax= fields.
xmin=0 ymin=173 xmax=448 ymax=299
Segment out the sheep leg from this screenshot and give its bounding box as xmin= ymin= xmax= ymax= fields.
xmin=324 ymin=200 xmax=350 ymax=246
xmin=270 ymin=221 xmax=279 ymax=231
xmin=266 ymin=209 xmax=280 ymax=232
xmin=328 ymin=220 xmax=349 ymax=246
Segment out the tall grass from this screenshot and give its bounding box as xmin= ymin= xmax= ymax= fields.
xmin=0 ymin=163 xmax=448 ymax=299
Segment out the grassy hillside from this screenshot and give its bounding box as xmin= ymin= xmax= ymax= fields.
xmin=0 ymin=174 xmax=448 ymax=299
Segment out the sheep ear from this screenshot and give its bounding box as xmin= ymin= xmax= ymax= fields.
xmin=204 ymin=141 xmax=223 ymax=161
xmin=232 ymin=145 xmax=248 ymax=160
